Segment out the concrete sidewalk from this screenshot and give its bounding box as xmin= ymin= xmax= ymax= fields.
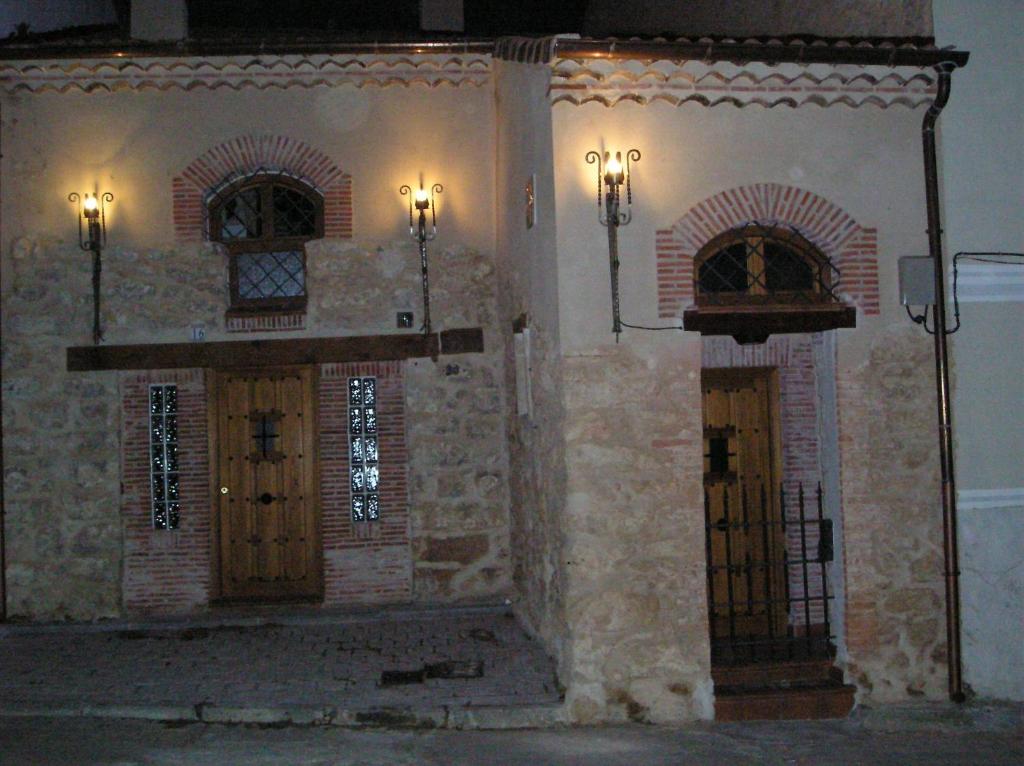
xmin=0 ymin=604 xmax=563 ymax=727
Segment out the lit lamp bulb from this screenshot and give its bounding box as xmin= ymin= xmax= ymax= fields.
xmin=604 ymin=153 xmax=624 ymax=185
xmin=82 ymin=194 xmax=99 ymax=217
xmin=414 ymin=187 xmax=430 ymax=209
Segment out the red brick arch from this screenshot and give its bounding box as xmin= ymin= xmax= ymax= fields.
xmin=655 ymin=183 xmax=879 ymax=318
xmin=172 ymin=134 xmax=352 ymax=242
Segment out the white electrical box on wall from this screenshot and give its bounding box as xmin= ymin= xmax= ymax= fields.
xmin=898 ymin=256 xmax=935 ymax=306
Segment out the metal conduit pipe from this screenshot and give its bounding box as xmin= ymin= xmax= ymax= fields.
xmin=921 ymin=62 xmax=965 ymax=703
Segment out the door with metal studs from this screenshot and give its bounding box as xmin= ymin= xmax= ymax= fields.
xmin=215 ymin=367 xmax=322 ymax=601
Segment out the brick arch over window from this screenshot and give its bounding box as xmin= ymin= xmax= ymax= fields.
xmin=172 ymin=135 xmax=352 ymax=242
xmin=656 ymin=184 xmax=879 ymax=319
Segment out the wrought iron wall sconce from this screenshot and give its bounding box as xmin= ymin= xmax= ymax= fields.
xmin=400 ymin=181 xmax=443 ymax=335
xmin=586 ymin=149 xmax=640 ymax=339
xmin=68 ymin=191 xmax=113 ymax=345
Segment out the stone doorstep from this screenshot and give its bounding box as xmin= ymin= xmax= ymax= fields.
xmin=0 ymin=701 xmax=569 ymax=730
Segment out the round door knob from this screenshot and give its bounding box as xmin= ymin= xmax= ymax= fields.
xmin=259 ymin=492 xmax=274 ymax=505
xmin=220 ymin=487 xmax=229 ymax=494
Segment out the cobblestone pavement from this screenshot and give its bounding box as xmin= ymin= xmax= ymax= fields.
xmin=0 ymin=606 xmax=561 ymax=718
xmin=1 ymin=714 xmax=1021 ymax=766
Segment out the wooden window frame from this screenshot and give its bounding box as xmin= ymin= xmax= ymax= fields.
xmin=208 ymin=175 xmax=324 ymax=316
xmin=694 ymin=226 xmax=835 ymax=307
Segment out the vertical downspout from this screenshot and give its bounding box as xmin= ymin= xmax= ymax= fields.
xmin=921 ymin=61 xmax=964 ymax=703
xmin=0 ymin=99 xmax=6 ymax=622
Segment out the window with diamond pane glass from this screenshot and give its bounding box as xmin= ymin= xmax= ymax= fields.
xmin=236 ymin=251 xmax=306 ymax=299
xmin=208 ymin=174 xmax=323 ymax=313
xmin=694 ymin=225 xmax=835 ymax=305
xmin=347 ymin=377 xmax=381 ymax=524
xmin=149 ymin=384 xmax=180 ymax=530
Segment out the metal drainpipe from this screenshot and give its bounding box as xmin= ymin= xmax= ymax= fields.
xmin=0 ymin=99 xmax=6 ymax=622
xmin=922 ymin=61 xmax=965 ymax=703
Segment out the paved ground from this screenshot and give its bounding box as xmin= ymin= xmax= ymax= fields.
xmin=0 ymin=605 xmax=561 ymax=723
xmin=1 ymin=713 xmax=1021 ymax=765
xmin=2 ymin=605 xmax=1020 ymax=765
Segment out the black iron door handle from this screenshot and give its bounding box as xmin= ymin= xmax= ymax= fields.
xmin=259 ymin=492 xmax=275 ymax=506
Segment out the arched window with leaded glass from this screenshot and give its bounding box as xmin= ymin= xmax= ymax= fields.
xmin=684 ymin=224 xmax=855 ymax=343
xmin=208 ymin=173 xmax=323 ymax=315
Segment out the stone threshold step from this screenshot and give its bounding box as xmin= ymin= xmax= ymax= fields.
xmin=715 ymin=683 xmax=856 ymax=722
xmin=712 ymin=659 xmax=842 ymax=689
xmin=0 ymin=701 xmax=568 ymax=730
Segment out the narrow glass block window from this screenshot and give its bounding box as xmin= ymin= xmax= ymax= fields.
xmin=348 ymin=376 xmax=380 ymax=524
xmin=149 ymin=384 xmax=180 ymax=530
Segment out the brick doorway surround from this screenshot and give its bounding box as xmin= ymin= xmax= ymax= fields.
xmin=119 ymin=362 xmax=412 ymax=614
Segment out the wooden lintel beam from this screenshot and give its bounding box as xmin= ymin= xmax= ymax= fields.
xmin=66 ymin=327 xmax=484 ymax=372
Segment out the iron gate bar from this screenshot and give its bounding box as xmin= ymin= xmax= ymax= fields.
xmin=723 ymin=487 xmax=738 ymax=644
xmin=815 ymin=484 xmax=833 ymax=651
xmin=797 ymin=484 xmax=813 ymax=656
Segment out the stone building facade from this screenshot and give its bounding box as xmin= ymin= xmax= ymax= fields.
xmin=0 ymin=22 xmax=978 ymax=721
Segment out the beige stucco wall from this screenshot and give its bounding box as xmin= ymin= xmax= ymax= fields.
xmin=935 ymin=0 xmax=1024 ymax=701
xmin=550 ymin=97 xmax=946 ymax=719
xmin=1 ymin=76 xmax=510 ymax=618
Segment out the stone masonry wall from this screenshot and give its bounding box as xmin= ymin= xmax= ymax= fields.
xmin=2 ymin=235 xmax=509 ymax=618
xmin=839 ymin=325 xmax=946 ymax=701
xmin=560 ymin=341 xmax=712 ymax=724
xmin=402 ymin=243 xmax=511 ymax=603
xmin=3 ymin=237 xmax=122 ymax=620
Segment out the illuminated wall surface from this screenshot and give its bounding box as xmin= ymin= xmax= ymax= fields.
xmin=1 ymin=0 xmax=1018 ymax=723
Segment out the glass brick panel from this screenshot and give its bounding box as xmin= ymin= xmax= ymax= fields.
xmin=151 ymin=444 xmax=165 ymax=473
xmin=166 ymin=443 xmax=179 ymax=472
xmin=350 ymin=436 xmax=364 ymax=465
xmin=351 ymin=494 xmax=366 ymax=522
xmin=364 ymin=435 xmax=378 ymax=462
xmin=148 ymin=384 xmax=180 ymax=530
xmin=347 ymin=377 xmax=381 ymax=526
xmin=272 ymin=185 xmax=318 ymax=237
xmin=236 ymin=251 xmax=306 ymax=300
xmin=153 ymin=503 xmax=168 ymax=530
xmin=348 ymin=378 xmax=363 ymax=407
xmin=351 ymin=465 xmax=365 ymax=494
xmin=349 ymin=407 xmax=363 ymax=434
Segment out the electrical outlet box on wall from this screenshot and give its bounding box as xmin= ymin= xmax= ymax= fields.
xmin=898 ymin=255 xmax=935 ymax=306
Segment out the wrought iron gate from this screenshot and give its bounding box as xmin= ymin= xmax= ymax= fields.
xmin=704 ymin=482 xmax=835 ymax=665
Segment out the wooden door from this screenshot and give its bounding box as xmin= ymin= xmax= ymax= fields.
xmin=214 ymin=367 xmax=322 ymax=602
xmin=702 ymin=367 xmax=787 ymax=642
